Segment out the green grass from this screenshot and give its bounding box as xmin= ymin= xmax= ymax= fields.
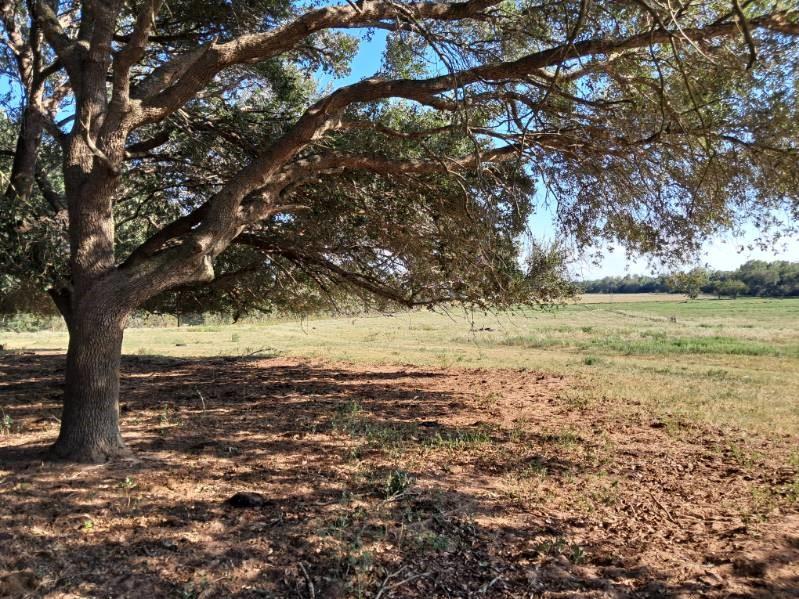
xmin=498 ymin=331 xmax=797 ymax=357
xmin=3 ymin=295 xmax=799 ymax=436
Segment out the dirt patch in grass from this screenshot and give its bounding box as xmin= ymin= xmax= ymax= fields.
xmin=1 ymin=352 xmax=797 ymax=598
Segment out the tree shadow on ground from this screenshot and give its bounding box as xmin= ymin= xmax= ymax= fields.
xmin=1 ymin=351 xmax=797 ymax=598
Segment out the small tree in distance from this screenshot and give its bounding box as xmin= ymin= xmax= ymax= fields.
xmin=716 ymin=279 xmax=749 ymax=299
xmin=1 ymin=1 xmax=798 ymax=462
xmin=667 ymin=268 xmax=710 ymax=300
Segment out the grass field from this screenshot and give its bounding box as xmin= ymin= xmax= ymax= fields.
xmin=4 ymin=295 xmax=799 ymax=436
xmin=3 ymin=294 xmax=799 ymax=597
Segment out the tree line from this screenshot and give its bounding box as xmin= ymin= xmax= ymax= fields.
xmin=579 ymin=261 xmax=799 ymax=298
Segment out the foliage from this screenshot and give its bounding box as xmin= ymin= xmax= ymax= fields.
xmin=580 ymin=274 xmax=671 ymax=295
xmin=579 ymin=260 xmax=799 ymax=298
xmin=666 ymin=268 xmax=709 ymax=299
xmin=0 ymin=409 xmax=12 ymax=435
xmin=383 ymin=469 xmax=414 ymax=499
xmin=715 ymin=260 xmax=799 ymax=297
xmin=714 ymin=279 xmax=749 ymax=299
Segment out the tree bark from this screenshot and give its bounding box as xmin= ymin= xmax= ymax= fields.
xmin=50 ymin=309 xmax=130 ymax=463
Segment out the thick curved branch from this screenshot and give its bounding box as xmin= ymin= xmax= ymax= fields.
xmin=132 ymin=0 xmax=502 ymax=126
xmin=106 ymin=0 xmax=164 ymax=131
xmin=32 ymin=0 xmax=80 ymax=79
xmin=124 ymin=127 xmax=173 ymax=157
xmin=34 ymin=164 xmax=66 ymax=212
xmin=134 ymin=4 xmax=799 ymax=129
xmin=122 ymin=203 xmax=210 ymax=268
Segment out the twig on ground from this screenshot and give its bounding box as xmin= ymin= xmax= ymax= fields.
xmin=649 ymin=492 xmax=678 ymax=524
xmin=382 ymin=490 xmax=420 ymax=503
xmin=375 ymin=566 xmax=408 ymax=599
xmin=479 ymin=575 xmax=503 ymax=593
xmin=375 ymin=569 xmax=430 ymax=598
xmin=243 ymin=346 xmax=273 ymax=357
xmin=227 ymin=346 xmax=275 ymax=360
xmin=194 ymin=388 xmax=206 ymax=411
xmin=298 ymin=561 xmax=315 ymax=599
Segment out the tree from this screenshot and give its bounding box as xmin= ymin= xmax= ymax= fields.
xmin=579 ymin=262 xmax=799 ymax=296
xmin=667 ymin=268 xmax=709 ymax=299
xmin=1 ymin=1 xmax=798 ymax=462
xmin=737 ymin=259 xmax=799 ymax=296
xmin=716 ymin=279 xmax=748 ymax=298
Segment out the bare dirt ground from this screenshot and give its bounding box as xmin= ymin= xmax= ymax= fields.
xmin=1 ymin=352 xmax=797 ymax=598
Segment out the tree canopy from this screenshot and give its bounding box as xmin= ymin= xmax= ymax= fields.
xmin=1 ymin=0 xmax=798 ymax=319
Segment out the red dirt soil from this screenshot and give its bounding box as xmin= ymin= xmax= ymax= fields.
xmin=1 ymin=352 xmax=797 ymax=598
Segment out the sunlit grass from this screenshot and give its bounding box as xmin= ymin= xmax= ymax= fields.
xmin=3 ymin=296 xmax=798 ymax=436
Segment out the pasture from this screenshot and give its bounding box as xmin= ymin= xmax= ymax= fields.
xmin=6 ymin=295 xmax=799 ymax=434
xmin=1 ymin=295 xmax=798 ymax=597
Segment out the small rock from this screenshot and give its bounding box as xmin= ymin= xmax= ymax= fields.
xmin=225 ymin=492 xmax=266 ymax=508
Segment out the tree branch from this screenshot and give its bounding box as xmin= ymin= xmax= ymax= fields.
xmin=106 ymin=0 xmax=164 ymax=133
xmin=132 ymin=0 xmax=502 ymax=126
xmin=32 ymin=0 xmax=79 ymax=77
xmin=234 ymin=234 xmax=420 ymax=307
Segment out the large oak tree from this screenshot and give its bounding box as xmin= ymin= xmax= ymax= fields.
xmin=1 ymin=0 xmax=797 ymax=462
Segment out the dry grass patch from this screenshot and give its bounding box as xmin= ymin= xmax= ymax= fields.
xmin=1 ymin=352 xmax=797 ymax=597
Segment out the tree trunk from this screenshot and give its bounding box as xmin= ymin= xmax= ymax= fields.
xmin=50 ymin=311 xmax=130 ymax=463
